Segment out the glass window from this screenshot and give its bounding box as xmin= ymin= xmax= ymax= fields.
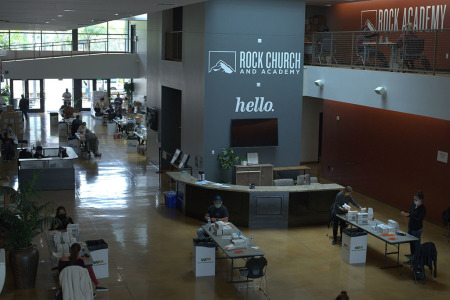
xmin=0 ymin=31 xmax=9 ymax=49
xmin=108 ymin=20 xmax=128 ymax=35
xmin=42 ymin=33 xmax=72 ymax=51
xmin=108 ymin=34 xmax=128 ymax=52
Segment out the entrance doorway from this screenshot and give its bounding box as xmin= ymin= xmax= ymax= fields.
xmin=161 ymin=86 xmax=181 ymax=169
xmin=43 ymin=79 xmax=73 ymax=112
xmin=11 ymin=79 xmax=44 ymax=112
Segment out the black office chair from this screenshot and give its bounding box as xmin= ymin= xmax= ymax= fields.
xmin=318 ymin=38 xmax=338 ymax=64
xmin=402 ymin=38 xmax=424 ymax=70
xmin=237 ymin=256 xmax=269 ymax=299
xmin=408 ymin=242 xmax=437 ymax=284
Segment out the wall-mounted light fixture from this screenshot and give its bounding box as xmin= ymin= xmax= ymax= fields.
xmin=314 ymin=80 xmax=324 ymax=87
xmin=374 ymin=87 xmax=386 ymax=95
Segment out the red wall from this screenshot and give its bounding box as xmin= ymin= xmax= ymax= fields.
xmin=326 ymin=0 xmax=449 ymax=31
xmin=320 ymin=100 xmax=450 ymax=225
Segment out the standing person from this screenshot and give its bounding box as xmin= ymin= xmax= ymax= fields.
xmin=58 ymin=243 xmax=108 ymax=292
xmin=114 ymin=94 xmax=123 ymax=119
xmin=71 ymin=115 xmax=82 ymax=136
xmin=331 ymin=186 xmax=361 ymax=245
xmin=197 ymin=196 xmax=229 ymax=240
xmin=62 ymin=88 xmax=72 ymax=106
xmin=401 ymin=190 xmax=426 ymax=262
xmin=51 ymin=206 xmax=74 ymax=230
xmin=19 ymin=94 xmax=30 ymax=122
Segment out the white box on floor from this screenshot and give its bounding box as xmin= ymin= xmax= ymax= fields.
xmin=341 ymin=231 xmax=367 ymax=264
xmin=90 ymin=248 xmax=108 ymax=279
xmin=58 ymin=122 xmax=68 ymax=137
xmin=107 ymin=122 xmax=116 ymax=136
xmin=193 ymin=242 xmax=215 ymax=277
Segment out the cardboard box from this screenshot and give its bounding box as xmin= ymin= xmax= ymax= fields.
xmin=6 ymin=106 xmax=13 ymax=112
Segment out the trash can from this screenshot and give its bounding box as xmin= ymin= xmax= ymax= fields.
xmin=107 ymin=122 xmax=116 ymax=136
xmin=86 ymin=239 xmax=109 ymax=279
xmin=126 ymin=135 xmax=138 ymax=153
xmin=192 ymin=238 xmax=216 ymax=277
xmin=50 ymin=112 xmax=59 ymax=126
xmin=341 ymin=228 xmax=367 ymax=264
xmin=58 ymin=122 xmax=68 ymax=137
xmin=164 ymin=191 xmax=177 ymax=208
xmin=67 ymin=137 xmax=79 ymax=154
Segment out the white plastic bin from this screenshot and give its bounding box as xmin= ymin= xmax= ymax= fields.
xmin=192 ymin=239 xmax=215 ymax=277
xmin=58 ymin=122 xmax=68 ymax=137
xmin=107 ymin=122 xmax=116 ymax=136
xmin=126 ymin=136 xmax=138 ymax=153
xmin=341 ymin=228 xmax=367 ymax=264
xmin=86 ymin=239 xmax=109 ymax=279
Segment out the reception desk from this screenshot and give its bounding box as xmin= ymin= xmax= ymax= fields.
xmin=167 ymin=172 xmax=343 ymax=228
xmin=18 ymin=147 xmax=78 ymax=190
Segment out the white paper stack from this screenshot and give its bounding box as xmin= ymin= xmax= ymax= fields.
xmin=347 ymin=211 xmax=357 ymax=221
xmin=376 ymin=224 xmax=389 ymax=234
xmin=232 ymin=239 xmax=247 ymax=247
xmin=357 ymin=213 xmax=368 ymax=225
xmin=388 ymin=220 xmax=398 ymax=233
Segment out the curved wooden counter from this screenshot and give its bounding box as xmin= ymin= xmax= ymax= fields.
xmin=167 ymin=172 xmax=343 ymax=228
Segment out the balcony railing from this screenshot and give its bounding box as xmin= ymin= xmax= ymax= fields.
xmin=305 ymin=29 xmax=450 ymax=75
xmin=1 ymin=38 xmax=130 ymax=60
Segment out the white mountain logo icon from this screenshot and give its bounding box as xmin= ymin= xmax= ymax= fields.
xmin=210 ymin=60 xmax=235 ymax=74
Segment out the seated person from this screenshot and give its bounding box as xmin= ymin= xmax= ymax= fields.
xmin=1 ymin=132 xmax=15 ymax=160
xmin=58 ymin=243 xmax=108 ymax=292
xmin=33 ymin=146 xmax=48 ymax=159
xmin=121 ymin=118 xmax=136 ymax=134
xmin=77 ymin=122 xmax=87 ymax=135
xmin=71 ymin=115 xmax=82 ymax=136
xmin=51 ymin=206 xmax=74 ymax=230
xmin=197 ymin=196 xmax=229 ymax=240
xmin=356 ymin=25 xmax=388 ymax=67
xmin=6 ymin=124 xmax=15 ymax=139
xmin=94 ymin=97 xmax=105 ymax=114
xmin=85 ymin=129 xmax=101 ymax=157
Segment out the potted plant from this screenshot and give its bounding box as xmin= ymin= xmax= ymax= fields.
xmin=0 ymin=176 xmax=58 ymax=289
xmin=0 ymin=85 xmax=10 ymax=105
xmin=217 ymin=147 xmax=240 ymax=183
xmin=124 ymin=82 xmax=134 ymax=101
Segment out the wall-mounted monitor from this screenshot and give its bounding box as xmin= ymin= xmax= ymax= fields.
xmin=147 ymin=107 xmax=158 ymax=132
xmin=231 ymin=118 xmax=278 ymax=147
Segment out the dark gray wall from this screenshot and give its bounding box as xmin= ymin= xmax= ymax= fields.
xmin=203 ymin=0 xmax=306 ymax=181
xmin=146 ymin=3 xmax=206 ymax=170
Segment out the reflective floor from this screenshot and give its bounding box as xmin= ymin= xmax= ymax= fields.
xmin=1 ymin=112 xmax=449 ymax=299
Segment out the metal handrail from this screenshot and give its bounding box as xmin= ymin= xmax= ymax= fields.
xmin=0 ymin=37 xmax=131 ymax=60
xmin=305 ymin=28 xmax=449 ymax=75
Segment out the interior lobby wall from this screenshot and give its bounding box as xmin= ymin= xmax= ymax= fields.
xmin=145 ymin=3 xmax=206 ymax=172
xmin=131 ymin=20 xmax=148 ymax=103
xmin=203 ymin=0 xmax=306 ymax=181
xmin=320 ymin=99 xmax=450 ymax=224
xmin=300 ymin=97 xmax=323 ymax=163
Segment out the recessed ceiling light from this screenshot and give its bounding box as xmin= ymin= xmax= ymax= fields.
xmin=115 ymin=13 xmax=119 ymax=16
xmin=64 ymin=9 xmax=76 ymax=12
xmin=57 ymin=15 xmax=63 ymax=17
xmin=45 ymin=22 xmax=50 ymax=24
xmin=51 ymin=19 xmax=56 ymax=21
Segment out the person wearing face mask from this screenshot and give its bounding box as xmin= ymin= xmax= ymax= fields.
xmin=51 ymin=206 xmax=74 ymax=230
xmin=401 ymin=190 xmax=426 ymax=262
xmin=196 ymin=196 xmax=229 ymax=240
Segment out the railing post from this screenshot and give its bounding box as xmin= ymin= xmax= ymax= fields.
xmin=351 ymin=31 xmax=354 ymax=67
xmin=432 ymin=29 xmax=437 ymax=75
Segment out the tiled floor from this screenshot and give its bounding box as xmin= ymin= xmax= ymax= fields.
xmin=1 ymin=112 xmax=449 ymax=299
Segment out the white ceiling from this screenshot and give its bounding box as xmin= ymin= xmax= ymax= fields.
xmin=0 ymin=0 xmax=367 ymax=31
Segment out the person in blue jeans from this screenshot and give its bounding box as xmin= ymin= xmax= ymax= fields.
xmin=401 ymin=190 xmax=426 ymax=262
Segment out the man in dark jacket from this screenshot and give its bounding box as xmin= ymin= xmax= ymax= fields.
xmin=331 ymin=186 xmax=361 ymax=245
xmin=71 ymin=115 xmax=82 ymax=136
xmin=401 ymin=190 xmax=426 ymax=261
xmin=19 ymin=94 xmax=30 ymax=122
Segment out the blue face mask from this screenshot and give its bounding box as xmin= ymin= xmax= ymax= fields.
xmin=414 ymin=200 xmax=420 ymax=206
xmin=215 ymin=203 xmax=222 ymax=209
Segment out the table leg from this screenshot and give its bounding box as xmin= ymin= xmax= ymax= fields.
xmin=381 ymin=243 xmax=402 ymax=269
